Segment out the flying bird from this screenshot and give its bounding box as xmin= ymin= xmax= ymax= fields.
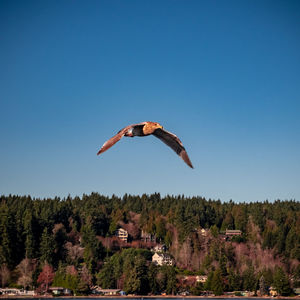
xmin=97 ymin=121 xmax=193 ymax=168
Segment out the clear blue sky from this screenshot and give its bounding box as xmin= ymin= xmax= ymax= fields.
xmin=1 ymin=0 xmax=300 ymax=202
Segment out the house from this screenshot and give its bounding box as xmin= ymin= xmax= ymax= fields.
xmin=269 ymin=286 xmax=278 ymax=297
xmin=115 ymin=228 xmax=128 ymax=242
xmin=98 ymin=289 xmax=121 ymax=296
xmin=49 ymin=287 xmax=72 ymax=296
xmin=153 ymin=244 xmax=167 ymax=252
xmin=20 ymin=290 xmax=35 ymax=296
xmin=0 ymin=288 xmax=35 ymax=296
xmin=0 ymin=288 xmax=21 ymax=296
xmin=293 ymin=288 xmax=300 ymax=295
xmin=180 ymin=275 xmax=207 ymax=285
xmin=196 ymin=275 xmax=208 ymax=283
xmin=225 ymin=229 xmax=242 ymax=237
xmin=152 ymin=252 xmax=173 ymax=266
xmin=91 ymin=286 xmax=121 ymax=295
xmin=141 ymin=230 xmax=156 ymax=242
xmin=200 ymin=228 xmax=208 ymax=236
xmin=49 ymin=287 xmax=64 ymax=295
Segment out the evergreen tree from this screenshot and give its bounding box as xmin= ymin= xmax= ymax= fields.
xmin=0 ymin=202 xmax=13 ymax=266
xmin=81 ymin=222 xmax=104 ymax=273
xmin=273 ymin=267 xmax=291 ymax=296
xmin=124 ymin=255 xmax=148 ymax=295
xmin=191 ymin=281 xmax=204 ymax=295
xmin=148 ymin=263 xmax=159 ymax=294
xmin=52 ymin=223 xmax=67 ymax=265
xmin=52 ymin=263 xmax=65 ymax=287
xmin=228 ymin=268 xmax=242 ymax=291
xmin=156 ymin=217 xmax=166 ymax=242
xmin=165 ymin=266 xmax=177 ymax=295
xmin=23 ymin=209 xmax=35 ymax=259
xmin=211 ymin=268 xmax=224 ymax=295
xmin=242 ymin=265 xmax=257 ymax=292
xmin=97 ymin=258 xmax=117 ymax=288
xmin=40 ymin=227 xmax=55 ymax=265
xmin=210 ymin=225 xmax=219 ymax=238
xmin=204 ymin=270 xmax=214 ymax=291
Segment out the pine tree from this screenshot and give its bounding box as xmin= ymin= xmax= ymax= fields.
xmin=273 ymin=267 xmax=291 ymax=296
xmin=0 ymin=202 xmax=13 ymax=266
xmin=23 ymin=209 xmax=35 ymax=259
xmin=211 ymin=268 xmax=224 ymax=296
xmin=204 ymin=270 xmax=214 ymax=291
xmin=124 ymin=255 xmax=148 ymax=295
xmin=40 ymin=227 xmax=55 ymax=265
xmin=228 ymin=268 xmax=242 ymax=291
xmin=242 ymin=265 xmax=257 ymax=292
xmin=148 ymin=263 xmax=159 ymax=294
xmin=165 ymin=266 xmax=177 ymax=295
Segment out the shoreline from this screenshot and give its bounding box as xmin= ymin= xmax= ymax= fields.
xmin=1 ymin=296 xmax=300 ymax=299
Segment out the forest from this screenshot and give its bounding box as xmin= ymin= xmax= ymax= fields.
xmin=0 ymin=193 xmax=299 ymax=296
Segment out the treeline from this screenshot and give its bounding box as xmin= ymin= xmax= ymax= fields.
xmin=0 ymin=193 xmax=299 ymax=295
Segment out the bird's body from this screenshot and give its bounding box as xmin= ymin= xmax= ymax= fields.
xmin=97 ymin=121 xmax=193 ymax=168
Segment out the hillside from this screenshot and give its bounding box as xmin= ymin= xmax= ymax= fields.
xmin=0 ymin=193 xmax=299 ymax=296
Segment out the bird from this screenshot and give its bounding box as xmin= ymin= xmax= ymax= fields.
xmin=97 ymin=121 xmax=193 ymax=168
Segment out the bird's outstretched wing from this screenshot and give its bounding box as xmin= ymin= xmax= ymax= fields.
xmin=97 ymin=125 xmax=132 ymax=155
xmin=152 ymin=128 xmax=193 ymax=168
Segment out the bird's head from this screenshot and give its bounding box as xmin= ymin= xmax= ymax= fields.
xmin=153 ymin=122 xmax=163 ymax=129
xmin=143 ymin=122 xmax=163 ymax=135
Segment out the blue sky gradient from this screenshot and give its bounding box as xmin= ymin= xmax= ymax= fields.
xmin=1 ymin=0 xmax=300 ymax=202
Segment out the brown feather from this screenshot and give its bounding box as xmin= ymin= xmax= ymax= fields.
xmin=97 ymin=126 xmax=130 ymax=155
xmin=97 ymin=122 xmax=146 ymax=155
xmin=180 ymin=150 xmax=194 ymax=169
xmin=152 ymin=128 xmax=193 ymax=168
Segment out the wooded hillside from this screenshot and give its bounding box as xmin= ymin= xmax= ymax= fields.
xmin=0 ymin=193 xmax=299 ymax=295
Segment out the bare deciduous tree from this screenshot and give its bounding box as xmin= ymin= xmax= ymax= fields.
xmin=0 ymin=264 xmax=10 ymax=287
xmin=17 ymin=258 xmax=36 ymax=289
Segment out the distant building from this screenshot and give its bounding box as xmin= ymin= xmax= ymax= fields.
xmin=141 ymin=230 xmax=156 ymax=242
xmin=91 ymin=286 xmax=121 ymax=295
xmin=196 ymin=275 xmax=208 ymax=283
xmin=0 ymin=288 xmax=20 ymax=296
xmin=293 ymin=288 xmax=300 ymax=296
xmin=225 ymin=229 xmax=242 ymax=236
xmin=152 ymin=252 xmax=173 ymax=266
xmin=48 ymin=287 xmax=72 ymax=296
xmin=269 ymin=286 xmax=278 ymax=297
xmin=200 ymin=228 xmax=208 ymax=236
xmin=180 ymin=275 xmax=208 ymax=284
xmin=153 ymin=244 xmax=167 ymax=252
xmin=97 ymin=289 xmax=121 ymax=296
xmin=0 ymin=288 xmax=35 ymax=296
xmin=115 ymin=228 xmax=128 ymax=242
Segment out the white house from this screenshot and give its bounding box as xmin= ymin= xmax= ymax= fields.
xmin=200 ymin=228 xmax=208 ymax=236
xmin=152 ymin=252 xmax=173 ymax=266
xmin=196 ymin=275 xmax=208 ymax=283
xmin=153 ymin=244 xmax=167 ymax=252
xmin=115 ymin=228 xmax=128 ymax=242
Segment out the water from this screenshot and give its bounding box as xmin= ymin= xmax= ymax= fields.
xmin=4 ymin=298 xmax=280 ymax=300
